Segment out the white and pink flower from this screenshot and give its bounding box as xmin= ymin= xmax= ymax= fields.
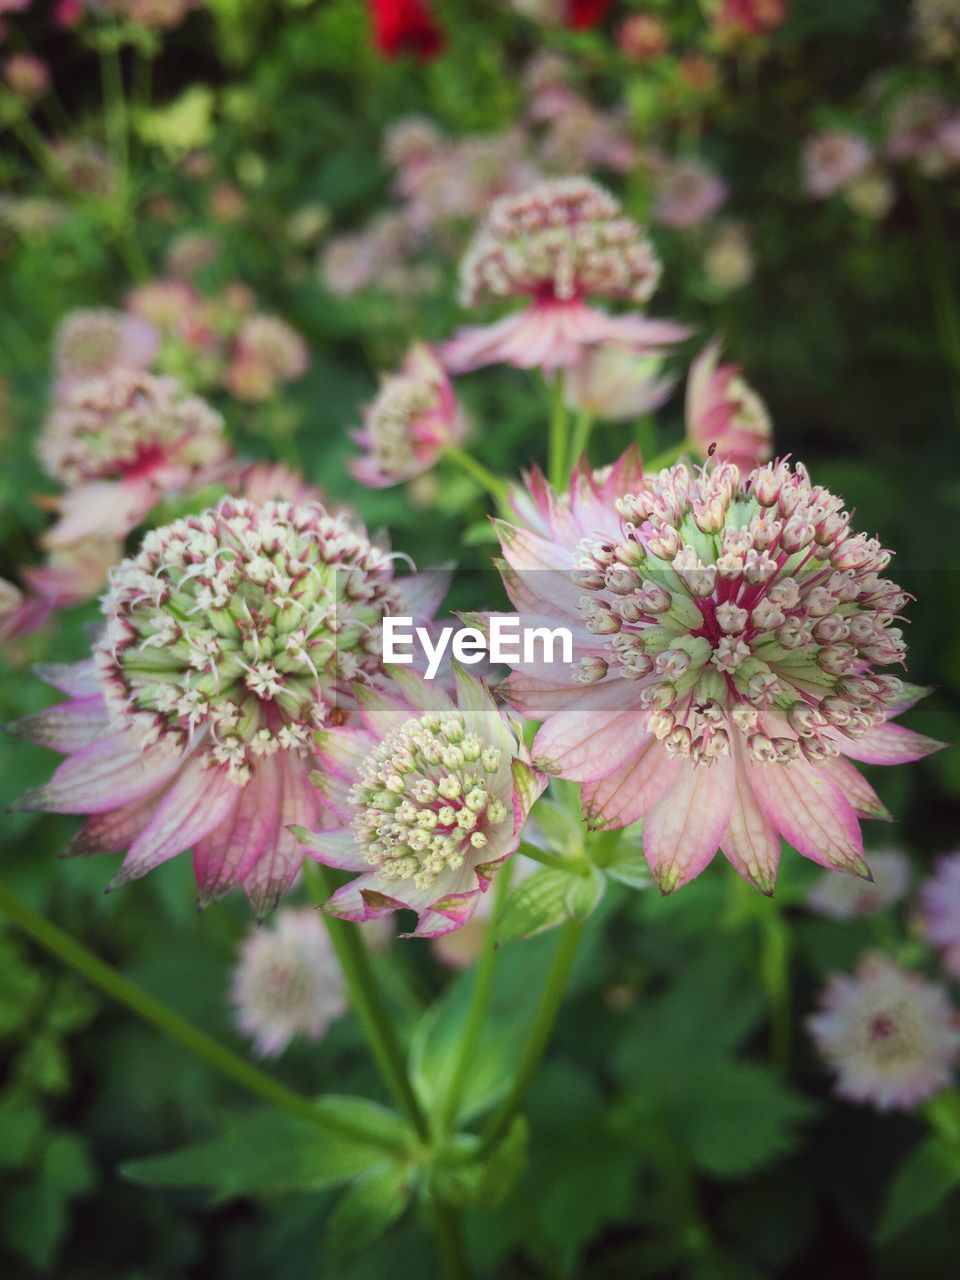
xmin=685 ymin=340 xmax=773 ymax=470
xmin=351 ymin=343 xmax=466 ymax=488
xmin=443 ymin=178 xmax=687 ymax=373
xmin=918 ymin=853 xmax=960 ymax=981
xmin=808 ymin=953 xmax=960 ymax=1110
xmin=652 ymin=159 xmax=728 ymax=230
xmin=13 ymin=497 xmax=445 ymax=915
xmin=493 ymin=453 xmax=942 ymax=893
xmin=295 ymin=667 xmax=545 ymax=938
xmin=53 ymin=307 xmax=158 ymax=397
xmin=802 ymin=130 xmax=872 ymax=199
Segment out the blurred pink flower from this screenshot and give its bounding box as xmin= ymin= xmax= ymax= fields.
xmin=22 ymin=536 xmax=123 ymax=610
xmin=653 ymin=159 xmax=728 ymax=229
xmin=495 ymin=455 xmax=941 ymax=893
xmin=618 ymin=13 xmax=670 ymax=60
xmin=685 ymin=340 xmax=773 ymax=469
xmin=3 ymin=53 xmax=50 ymax=101
xmin=351 ymin=343 xmax=466 ymax=488
xmin=802 ymin=130 xmax=872 ymax=198
xmin=808 ymin=954 xmax=960 ymax=1110
xmin=231 ymin=908 xmax=347 ymax=1057
xmin=714 ymin=0 xmax=788 ymax=40
xmin=39 ymin=369 xmax=232 ymax=546
xmin=566 ymin=347 xmax=675 ymax=422
xmin=53 ymin=308 xmax=158 ymax=397
xmin=226 ymin=315 xmax=309 ymax=402
xmin=444 ymin=178 xmax=687 ymax=373
xmin=918 ymin=853 xmax=960 ymax=981
xmin=885 ymin=91 xmax=960 ymax=176
xmin=13 ymin=497 xmax=445 ymax=914
xmin=238 ymin=460 xmax=325 ymax=505
xmin=297 ymin=668 xmax=545 ymax=938
xmin=806 ymin=848 xmax=911 ymax=920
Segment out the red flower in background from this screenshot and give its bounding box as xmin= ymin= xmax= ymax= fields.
xmin=565 ymin=0 xmax=614 ymax=30
xmin=369 ymin=0 xmax=444 ymax=59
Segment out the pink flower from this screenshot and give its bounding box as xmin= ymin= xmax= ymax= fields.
xmin=808 ymin=954 xmax=960 ymax=1110
xmin=566 ymin=347 xmax=675 ymax=422
xmin=618 ymin=14 xmax=670 ymax=60
xmin=13 ymin=497 xmax=445 ymax=915
xmin=806 ymin=848 xmax=911 ymax=920
xmin=0 ymin=575 xmax=51 ymax=643
xmin=295 ymin=668 xmax=546 ymax=938
xmin=238 ymin=461 xmax=325 ymax=506
xmin=444 ymin=178 xmax=687 ymax=373
xmin=802 ymin=130 xmax=872 ymax=199
xmin=225 ymin=315 xmax=309 ymax=403
xmin=351 ymin=344 xmax=466 ymax=488
xmin=918 ymin=853 xmax=960 ymax=981
xmin=231 ymin=908 xmax=347 ymax=1057
xmin=885 ymin=91 xmax=960 ymax=175
xmin=685 ymin=340 xmax=773 ymax=470
xmin=21 ymin=536 xmax=123 ymax=611
xmin=38 ymin=369 xmax=232 ymax=547
xmin=714 ymin=0 xmax=788 ymax=41
xmin=653 ymin=159 xmax=728 ymax=229
xmin=494 ymin=454 xmax=942 ymax=894
xmin=3 ymin=53 xmax=50 ymax=101
xmin=53 ymin=307 xmax=158 ymax=397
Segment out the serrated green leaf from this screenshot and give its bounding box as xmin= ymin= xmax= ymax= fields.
xmin=497 ymin=864 xmax=602 ymax=941
xmin=324 ymin=1162 xmax=413 ymax=1262
xmin=121 ymin=1108 xmax=390 ymax=1201
xmin=676 ymin=1060 xmax=816 ymax=1179
xmin=875 ymin=1137 xmax=960 ymax=1242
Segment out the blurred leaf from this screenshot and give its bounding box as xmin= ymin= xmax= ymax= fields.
xmin=875 ymin=1137 xmax=960 ymax=1243
xmin=601 ymin=843 xmax=652 ymax=891
xmin=136 ymin=87 xmax=216 ymax=157
xmin=324 ymin=1162 xmax=413 ymax=1263
xmin=121 ymin=1108 xmax=394 ymax=1201
xmin=432 ymin=1116 xmax=529 ymax=1209
xmin=497 ymin=865 xmax=602 ymax=942
xmin=0 ymin=1094 xmax=44 ymax=1169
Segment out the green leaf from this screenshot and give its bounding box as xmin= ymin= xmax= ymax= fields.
xmin=676 ymin=1061 xmax=816 ymax=1179
xmin=0 ymin=1132 xmax=94 ymax=1271
xmin=601 ymin=843 xmax=652 ymax=890
xmin=433 ymin=1116 xmax=529 ymax=1209
xmin=0 ymin=1095 xmax=44 ymax=1170
xmin=324 ymin=1163 xmax=413 ymax=1262
xmin=497 ymin=865 xmax=602 ymax=942
xmin=875 ymin=1137 xmax=960 ymax=1242
xmin=135 ymin=86 xmax=215 ymax=156
xmin=121 ymin=1108 xmax=392 ymax=1201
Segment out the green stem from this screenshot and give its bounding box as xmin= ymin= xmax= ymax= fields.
xmin=429 ymin=1200 xmax=471 ymax=1280
xmin=548 ymin=371 xmax=568 ymax=491
xmin=568 ymin=406 xmax=595 ymax=467
xmin=516 ymin=839 xmax=589 ymax=876
xmin=477 ymin=918 xmax=583 ymax=1158
xmin=759 ymin=913 xmax=792 ymax=1074
xmin=645 ymin=439 xmax=689 ymax=472
xmin=443 ymin=445 xmax=509 ymax=508
xmin=303 ymin=862 xmax=429 ymax=1143
xmin=0 ymin=881 xmax=399 ymax=1150
xmin=439 ymin=862 xmax=512 ymax=1133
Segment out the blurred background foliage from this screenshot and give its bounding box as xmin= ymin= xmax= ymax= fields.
xmin=1 ymin=0 xmax=959 ymax=1276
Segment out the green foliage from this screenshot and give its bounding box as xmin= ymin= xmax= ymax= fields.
xmin=875 ymin=1137 xmax=960 ymax=1242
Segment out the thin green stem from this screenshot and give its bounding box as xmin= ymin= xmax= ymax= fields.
xmin=429 ymin=1200 xmax=471 ymax=1280
xmin=0 ymin=881 xmax=400 ymax=1150
xmin=516 ymin=838 xmax=589 ymax=876
xmin=645 ymin=439 xmax=689 ymax=472
xmin=443 ymin=445 xmax=509 ymax=508
xmin=568 ymin=406 xmax=595 ymax=467
xmin=303 ymin=862 xmax=429 ymax=1143
xmin=477 ymin=918 xmax=583 ymax=1158
xmin=548 ymin=371 xmax=568 ymax=491
xmin=759 ymin=912 xmax=792 ymax=1074
xmin=439 ymin=861 xmax=512 ymax=1133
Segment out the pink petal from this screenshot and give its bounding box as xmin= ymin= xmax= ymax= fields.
xmin=12 ymin=696 xmax=110 ymax=752
xmin=240 ymin=753 xmax=320 ymax=915
xmin=582 ymin=734 xmax=682 ymax=830
xmin=292 ymin=827 xmax=369 ymax=873
xmin=746 ymin=757 xmax=867 ymax=874
xmin=823 ymin=754 xmax=893 ymax=820
xmin=719 ymin=740 xmax=781 ymax=892
xmin=533 ymin=683 xmax=655 ymax=781
xmin=193 ymin=752 xmax=283 ymax=907
xmin=33 ymin=661 xmax=101 ymax=698
xmin=65 ymin=793 xmax=163 ymax=857
xmin=14 ymin=733 xmax=184 ymax=814
xmin=111 ymin=758 xmax=240 ymax=888
xmin=499 ymin=672 xmax=585 ymax=719
xmin=644 ymin=754 xmax=736 ymax=892
xmin=836 ymin=722 xmax=946 ymax=766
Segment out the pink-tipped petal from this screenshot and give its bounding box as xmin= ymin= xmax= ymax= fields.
xmin=14 ymin=732 xmax=183 ymax=815
xmin=193 ymin=752 xmax=284 ymax=907
xmin=643 ymin=753 xmax=736 ymax=893
xmin=720 ymin=742 xmax=781 ymax=892
xmin=746 ymin=757 xmax=868 ymax=875
xmin=837 ymin=722 xmax=946 ymax=766
xmin=533 ymin=682 xmax=657 ymax=781
xmin=582 ymin=735 xmax=682 ymax=830
xmin=12 ymin=696 xmax=110 ymax=752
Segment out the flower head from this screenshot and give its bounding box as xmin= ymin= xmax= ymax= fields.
xmin=566 ymin=347 xmax=675 ymax=422
xmin=53 ymin=307 xmax=158 ymax=396
xmin=352 ymin=344 xmax=465 ymax=488
xmin=653 ymin=159 xmax=728 ymax=229
xmin=808 ymin=954 xmax=960 ymax=1110
xmin=685 ymin=340 xmax=773 ymax=470
xmin=807 ymin=848 xmax=911 ymax=920
xmin=226 ymin=314 xmax=309 ymax=402
xmin=14 ymin=497 xmax=441 ymax=913
xmin=444 ymin=178 xmax=686 ymax=372
xmin=298 ymin=668 xmax=545 ymax=937
xmin=702 ymin=221 xmax=754 ymax=291
xmin=618 ymin=13 xmax=670 ymax=60
xmin=802 ymin=131 xmax=872 ymax=199
xmin=369 ymin=0 xmax=444 ymax=59
xmin=918 ymin=853 xmax=960 ymax=981
xmin=495 ymin=452 xmax=942 ymax=893
xmin=39 ymin=370 xmax=232 ymax=546
xmin=231 ymin=907 xmax=346 ymax=1057
xmin=3 ymin=53 xmax=50 ymax=101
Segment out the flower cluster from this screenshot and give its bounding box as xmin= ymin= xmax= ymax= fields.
xmin=808 ymin=954 xmax=960 ymax=1110
xmin=497 ymin=454 xmax=941 ymax=892
xmin=53 ymin=308 xmax=158 ymax=395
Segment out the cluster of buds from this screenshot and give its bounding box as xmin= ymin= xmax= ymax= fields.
xmin=226 ymin=314 xmax=310 ymax=402
xmin=459 ymin=177 xmax=661 ymax=307
xmin=575 ymin=459 xmax=909 ymax=767
xmin=94 ymin=497 xmax=405 ymax=781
